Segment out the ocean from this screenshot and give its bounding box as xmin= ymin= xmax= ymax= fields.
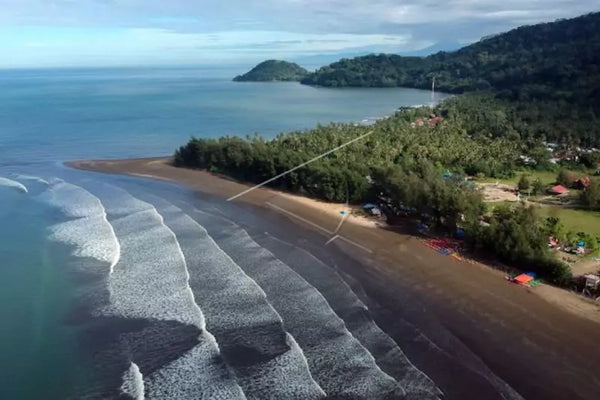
xmin=0 ymin=66 xmax=452 ymax=399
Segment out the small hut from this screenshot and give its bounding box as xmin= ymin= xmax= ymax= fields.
xmin=584 ymin=274 xmax=600 ymax=291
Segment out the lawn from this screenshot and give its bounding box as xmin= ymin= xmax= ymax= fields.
xmin=476 ymin=169 xmax=595 ymax=186
xmin=535 ymin=206 xmax=600 ymax=237
xmin=476 ymin=169 xmax=558 ymax=185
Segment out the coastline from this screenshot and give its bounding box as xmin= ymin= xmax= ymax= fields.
xmin=70 ymin=157 xmax=600 ymax=400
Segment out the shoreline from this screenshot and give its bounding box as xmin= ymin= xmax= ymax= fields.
xmin=69 ymin=157 xmax=600 ymax=400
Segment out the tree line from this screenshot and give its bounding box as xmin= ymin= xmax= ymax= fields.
xmin=174 ymin=105 xmax=577 ymax=284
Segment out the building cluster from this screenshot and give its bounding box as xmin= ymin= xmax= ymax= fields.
xmin=411 ymin=115 xmax=444 ymax=128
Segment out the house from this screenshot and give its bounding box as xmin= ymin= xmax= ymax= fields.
xmin=548 ymin=185 xmax=570 ymax=195
xmin=575 ymin=177 xmax=591 ymax=189
xmin=411 ymin=116 xmax=443 ymax=128
xmin=428 ymin=116 xmax=444 ymax=127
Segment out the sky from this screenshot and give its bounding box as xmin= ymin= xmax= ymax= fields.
xmin=0 ymin=0 xmax=599 ymax=68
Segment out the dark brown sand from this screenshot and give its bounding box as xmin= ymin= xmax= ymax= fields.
xmin=70 ymin=158 xmax=600 ymax=400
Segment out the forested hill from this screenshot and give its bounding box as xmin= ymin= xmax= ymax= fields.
xmin=301 ymin=12 xmax=600 ymax=96
xmin=234 ymin=60 xmax=309 ymax=82
xmin=301 ymin=12 xmax=600 ymax=146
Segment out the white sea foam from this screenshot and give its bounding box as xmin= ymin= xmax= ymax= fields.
xmin=145 ymin=340 xmax=247 ymax=400
xmin=0 ymin=176 xmax=28 ymax=193
xmin=121 ymin=362 xmax=145 ymax=400
xmin=192 ymin=208 xmax=405 ymax=399
xmin=49 ymin=215 xmax=120 ymax=270
xmin=143 ymin=198 xmax=326 ymax=399
xmin=104 ymin=205 xmax=203 ymax=328
xmin=38 ymin=180 xmax=106 ymax=218
xmin=12 ymin=174 xmax=49 ymax=185
xmin=79 ymin=184 xmax=247 ymax=399
xmin=40 ymin=180 xmax=120 ymax=273
xmin=263 ymin=233 xmax=442 ymax=398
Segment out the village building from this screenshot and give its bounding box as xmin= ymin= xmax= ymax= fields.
xmin=548 ymin=185 xmax=570 ymax=195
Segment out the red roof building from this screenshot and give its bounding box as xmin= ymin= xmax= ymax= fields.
xmin=549 ymin=185 xmax=570 ymax=195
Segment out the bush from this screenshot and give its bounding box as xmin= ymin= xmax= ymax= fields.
xmin=556 ymin=169 xmax=577 ymax=187
xmin=580 ymin=179 xmax=600 ymax=210
xmin=518 ymin=174 xmax=531 ymax=192
xmin=467 ymin=204 xmax=572 ymax=285
xmin=532 ymin=178 xmax=546 ymax=195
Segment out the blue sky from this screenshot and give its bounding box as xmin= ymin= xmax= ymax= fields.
xmin=0 ymin=0 xmax=599 ymax=68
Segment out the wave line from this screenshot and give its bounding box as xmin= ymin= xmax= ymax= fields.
xmin=0 ymin=176 xmax=28 ymax=193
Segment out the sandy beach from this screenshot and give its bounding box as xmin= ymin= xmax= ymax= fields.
xmin=70 ymin=158 xmax=600 ymax=400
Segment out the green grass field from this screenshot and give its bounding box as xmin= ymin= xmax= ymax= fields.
xmin=477 ymin=169 xmax=559 ymax=185
xmin=476 ymin=169 xmax=599 ymax=187
xmin=536 ymin=206 xmax=600 ymax=237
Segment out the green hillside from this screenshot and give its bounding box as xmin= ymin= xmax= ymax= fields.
xmin=233 ymin=60 xmax=309 ymax=82
xmin=301 ymin=13 xmax=600 ymax=146
xmin=302 ymin=12 xmax=600 ymax=94
xmin=176 ymin=12 xmax=600 ymax=284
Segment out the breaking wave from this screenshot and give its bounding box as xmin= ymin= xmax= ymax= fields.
xmin=0 ymin=176 xmax=28 ymax=193
xmin=192 ymin=208 xmax=406 ymax=399
xmin=121 ymin=362 xmax=145 ymax=400
xmin=142 ymin=197 xmax=326 ymax=399
xmin=262 ymin=233 xmax=442 ymax=399
xmin=40 ymin=180 xmax=120 ymax=273
xmin=87 ymin=185 xmax=247 ymax=399
xmin=12 ymin=174 xmax=49 ymax=185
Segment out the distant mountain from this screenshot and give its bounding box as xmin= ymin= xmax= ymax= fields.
xmin=301 ymin=12 xmax=600 ymax=145
xmin=302 ymin=12 xmax=600 ymax=96
xmin=399 ymin=40 xmax=463 ymax=57
xmin=291 ymin=41 xmax=463 ymax=67
xmin=233 ymin=60 xmax=309 ymax=82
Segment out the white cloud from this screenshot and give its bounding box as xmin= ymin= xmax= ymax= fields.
xmin=0 ymin=0 xmax=598 ymax=67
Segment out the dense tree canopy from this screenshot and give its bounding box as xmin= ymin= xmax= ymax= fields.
xmin=301 ymin=12 xmax=600 ymax=146
xmin=233 ymin=60 xmax=309 ymax=82
xmin=173 ymin=13 xmax=600 ymax=285
xmin=174 ymin=106 xmax=573 ymax=284
xmin=581 ymin=179 xmax=600 ymax=210
xmin=468 ymin=205 xmax=572 ymax=285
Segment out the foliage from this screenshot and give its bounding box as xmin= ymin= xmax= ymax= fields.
xmin=580 ymin=179 xmax=600 ymax=210
xmin=233 ymin=60 xmax=309 ymax=82
xmin=370 ymin=160 xmax=484 ymax=232
xmin=518 ymin=174 xmax=531 ymax=192
xmin=579 ymin=152 xmax=600 ymax=169
xmin=301 ymin=12 xmax=600 ymax=146
xmin=468 ymin=205 xmax=572 ymax=285
xmin=173 ymin=13 xmax=600 ymax=286
xmin=545 ymin=216 xmax=566 ymax=242
xmin=556 ymin=169 xmax=577 ymax=187
xmin=303 ymin=12 xmax=600 ymax=95
xmin=532 ymin=178 xmax=546 ymax=195
xmin=174 ymin=107 xmax=520 ymax=202
xmin=536 ymin=205 xmax=600 ymax=237
xmin=174 ymin=107 xmax=573 ymax=283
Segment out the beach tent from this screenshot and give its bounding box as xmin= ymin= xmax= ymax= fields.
xmin=513 ymin=274 xmax=534 ymax=285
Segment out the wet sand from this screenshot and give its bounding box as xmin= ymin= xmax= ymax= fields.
xmin=70 ymin=158 xmax=600 ymax=400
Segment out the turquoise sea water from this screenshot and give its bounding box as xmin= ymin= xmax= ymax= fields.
xmin=0 ymin=67 xmax=448 ymax=165
xmin=0 ymin=67 xmax=454 ymax=399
